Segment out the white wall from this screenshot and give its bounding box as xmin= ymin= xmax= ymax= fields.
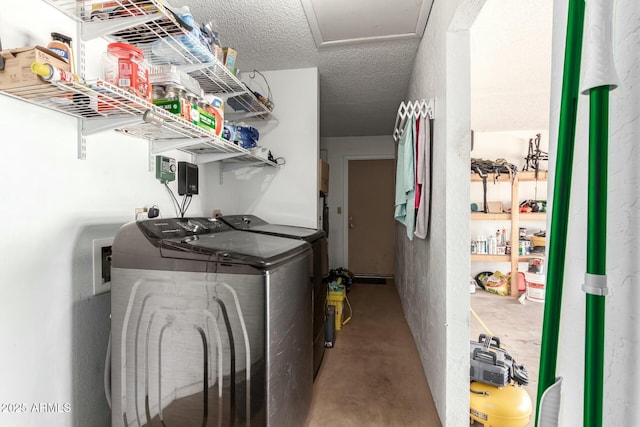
xmin=550 ymin=0 xmax=640 ymax=424
xmin=393 ymin=1 xmax=481 ymax=425
xmin=471 ymin=130 xmax=549 ymax=169
xmin=320 ymin=136 xmax=395 ymax=268
xmin=470 ymin=0 xmax=553 ymax=132
xmin=0 ymin=4 xmax=318 ymax=426
xmin=0 ymin=4 xmax=207 ymax=426
xmin=203 ymin=68 xmax=319 ymax=228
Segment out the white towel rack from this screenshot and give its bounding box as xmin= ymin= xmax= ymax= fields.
xmin=393 ymin=98 xmax=435 ymax=142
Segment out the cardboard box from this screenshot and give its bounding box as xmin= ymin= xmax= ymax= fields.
xmin=153 ymin=99 xmax=218 ymax=134
xmin=319 ymin=160 xmax=329 ymax=196
xmin=0 ymin=46 xmax=70 ymax=90
xmin=222 ymin=47 xmax=237 ymax=71
xmin=153 ymin=98 xmax=181 ymax=115
xmin=193 ymin=106 xmax=217 ymax=133
xmin=486 ymin=201 xmax=503 ymax=213
xmin=212 ymin=45 xmax=224 ymax=64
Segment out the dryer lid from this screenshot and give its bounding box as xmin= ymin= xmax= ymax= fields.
xmin=248 ymin=224 xmax=324 ymax=240
xmin=219 ymin=214 xmax=268 ymax=229
xmin=220 ymin=214 xmax=325 ymax=241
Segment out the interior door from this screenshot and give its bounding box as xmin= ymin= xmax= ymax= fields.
xmin=347 ymin=159 xmax=395 ymax=276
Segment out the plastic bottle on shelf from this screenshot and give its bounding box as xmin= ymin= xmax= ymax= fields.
xmin=488 ymin=236 xmax=497 ymax=255
xmin=48 ymin=32 xmax=76 ymax=77
xmin=48 ymin=32 xmax=72 ymax=63
xmin=501 ymin=228 xmax=507 ymax=245
xmin=477 ymin=235 xmax=487 ymax=254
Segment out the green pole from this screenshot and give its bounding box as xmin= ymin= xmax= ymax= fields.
xmin=584 ymin=87 xmax=609 ymax=427
xmin=535 ymin=0 xmax=585 ymax=424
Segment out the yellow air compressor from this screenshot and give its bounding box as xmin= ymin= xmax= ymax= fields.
xmin=469 ymin=381 xmax=532 ymax=427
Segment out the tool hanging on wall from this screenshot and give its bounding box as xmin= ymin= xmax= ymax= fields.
xmin=523 ymin=133 xmax=549 ymax=180
xmin=523 ymin=133 xmax=549 ymax=200
xmin=392 ymin=98 xmax=435 ymax=142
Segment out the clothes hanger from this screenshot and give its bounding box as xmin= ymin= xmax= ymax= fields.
xmin=393 ymin=99 xmax=435 ymax=142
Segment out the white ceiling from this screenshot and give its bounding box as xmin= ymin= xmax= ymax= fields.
xmin=171 ymin=0 xmax=433 ymax=137
xmin=172 ymin=0 xmax=551 ymax=138
xmin=470 ymin=0 xmax=553 ymax=132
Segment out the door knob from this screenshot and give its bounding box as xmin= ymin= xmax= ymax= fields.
xmin=349 ymin=223 xmax=354 ymax=229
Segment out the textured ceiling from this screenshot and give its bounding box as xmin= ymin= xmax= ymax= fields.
xmin=170 ymin=0 xmax=428 ymax=137
xmin=170 ymin=0 xmax=551 ymax=138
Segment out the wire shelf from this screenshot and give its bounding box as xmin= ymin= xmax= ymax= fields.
xmin=2 ymin=79 xmax=149 ymax=119
xmin=42 ymin=0 xmax=272 ymax=119
xmin=0 ymin=79 xmax=275 ymax=165
xmin=7 ymin=0 xmax=279 ymax=165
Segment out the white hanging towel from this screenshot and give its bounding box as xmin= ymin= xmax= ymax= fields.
xmin=414 ymin=116 xmax=431 ymax=239
xmin=394 ymin=116 xmax=416 ymax=240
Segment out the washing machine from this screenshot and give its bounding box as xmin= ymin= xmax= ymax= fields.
xmin=110 ymin=217 xmax=313 ymax=427
xmin=218 ymin=215 xmax=328 ymax=379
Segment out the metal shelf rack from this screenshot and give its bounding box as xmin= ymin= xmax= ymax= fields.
xmin=1 ymin=79 xmax=275 ymax=164
xmin=42 ymin=0 xmax=272 ymax=120
xmin=0 ymin=0 xmax=276 ymax=165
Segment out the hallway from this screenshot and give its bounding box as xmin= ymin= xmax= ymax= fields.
xmin=306 ymin=280 xmax=441 ymax=426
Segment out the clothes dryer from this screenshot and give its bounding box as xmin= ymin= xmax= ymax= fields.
xmin=219 ymin=215 xmax=328 ymax=379
xmin=111 ymin=217 xmax=312 ymax=427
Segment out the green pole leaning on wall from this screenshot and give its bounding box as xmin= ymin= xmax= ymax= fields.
xmin=535 ymin=0 xmax=585 ymax=424
xmin=536 ymin=0 xmax=618 ymax=425
xmin=580 ymin=0 xmax=618 ymax=425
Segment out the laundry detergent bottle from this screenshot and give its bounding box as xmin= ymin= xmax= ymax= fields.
xmin=48 ymin=32 xmax=72 ymax=63
xmin=48 ymin=32 xmax=75 ymax=77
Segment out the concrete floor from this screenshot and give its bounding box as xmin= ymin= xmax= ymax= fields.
xmin=306 ymin=280 xmax=441 ymax=426
xmin=470 ymin=288 xmax=544 ymax=427
xmin=304 ymin=281 xmax=543 ymax=426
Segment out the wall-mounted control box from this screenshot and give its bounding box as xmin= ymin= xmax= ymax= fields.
xmin=178 ymin=161 xmax=199 ymax=195
xmin=155 ymin=155 xmax=176 ymax=184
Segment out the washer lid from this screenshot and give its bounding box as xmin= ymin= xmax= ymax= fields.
xmin=162 ymin=229 xmax=310 ymax=267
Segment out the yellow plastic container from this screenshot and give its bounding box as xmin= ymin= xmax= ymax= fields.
xmin=327 ymin=289 xmax=352 ymax=330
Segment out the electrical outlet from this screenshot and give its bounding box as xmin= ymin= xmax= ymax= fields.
xmin=213 ymin=209 xmax=222 ymax=217
xmin=93 ymin=238 xmax=114 ymax=295
xmin=135 ymin=207 xmax=147 ymax=220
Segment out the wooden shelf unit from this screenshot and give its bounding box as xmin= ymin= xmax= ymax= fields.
xmin=470 ymin=171 xmax=547 ymax=297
